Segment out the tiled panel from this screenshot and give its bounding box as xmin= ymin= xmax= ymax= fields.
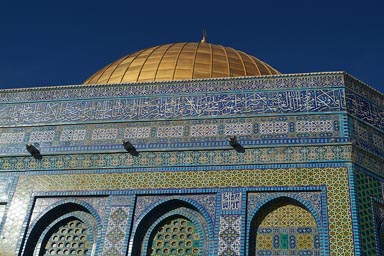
xmin=0 ymin=167 xmax=354 ymax=255
xmin=0 ymin=89 xmax=346 ymax=126
xmin=0 ymin=145 xmax=352 ymax=172
xmin=0 ymin=114 xmax=343 ymax=155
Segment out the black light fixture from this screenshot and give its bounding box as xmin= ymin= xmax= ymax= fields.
xmin=123 ymin=140 xmax=139 ymax=156
xmin=228 ymin=136 xmax=245 ymax=153
xmin=26 ymin=144 xmax=42 ymax=160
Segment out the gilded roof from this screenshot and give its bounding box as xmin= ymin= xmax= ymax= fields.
xmin=84 ymin=42 xmax=280 ymax=84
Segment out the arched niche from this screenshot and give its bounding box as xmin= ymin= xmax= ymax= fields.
xmin=130 ymin=199 xmax=211 ymax=256
xmin=249 ymin=196 xmax=320 ymax=256
xmin=22 ymin=201 xmax=100 ymax=256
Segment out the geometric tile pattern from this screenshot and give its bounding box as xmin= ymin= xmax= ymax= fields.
xmin=102 ymin=196 xmax=132 ymax=256
xmin=134 ymin=194 xmax=216 ymax=226
xmin=254 ymin=204 xmax=319 ymax=255
xmin=0 ymin=114 xmax=344 ymax=155
xmin=0 ymin=114 xmax=342 ymax=155
xmin=191 ymin=124 xmax=218 ymax=137
xmin=224 ymin=123 xmax=252 ymax=136
xmin=373 ymin=200 xmax=384 ymax=255
xmin=29 ymin=131 xmax=55 ymax=143
xmin=123 ymin=127 xmax=151 ymax=139
xmin=0 ymin=132 xmax=25 ymax=144
xmin=59 ymin=129 xmax=87 ymax=141
xmin=354 ymin=168 xmax=382 ymax=255
xmin=247 ymin=192 xmax=322 ymax=226
xmin=218 ymin=215 xmax=241 ymax=256
xmin=29 ymin=197 xmax=109 ymax=228
xmin=0 ymin=145 xmax=352 ymax=172
xmin=102 ymin=206 xmax=130 ymax=256
xmin=0 ymin=167 xmax=354 ymax=255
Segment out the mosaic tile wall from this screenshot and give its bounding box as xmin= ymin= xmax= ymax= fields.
xmin=29 ymin=196 xmax=109 ymax=228
xmin=352 ymin=146 xmax=384 ymax=176
xmin=134 ymin=194 xmax=216 ymax=227
xmin=218 ymin=215 xmax=242 ymax=255
xmin=0 ymin=166 xmax=354 ymax=255
xmin=345 ymin=75 xmax=383 ymax=132
xmin=0 ymin=114 xmax=343 ymax=155
xmin=0 ymin=72 xmax=381 ymax=256
xmin=0 ymin=88 xmax=346 ymax=127
xmin=350 ymin=117 xmax=383 ymax=158
xmin=353 ymin=165 xmax=382 ymax=255
xmin=0 ymin=145 xmax=352 ymax=172
xmin=102 ymin=196 xmax=132 ymax=256
xmin=372 ymin=199 xmax=384 ymax=255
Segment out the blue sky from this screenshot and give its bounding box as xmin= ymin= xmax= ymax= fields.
xmin=0 ymin=0 xmax=383 ymax=93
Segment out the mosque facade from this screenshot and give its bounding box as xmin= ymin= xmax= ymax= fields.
xmin=0 ymin=40 xmax=383 ymax=255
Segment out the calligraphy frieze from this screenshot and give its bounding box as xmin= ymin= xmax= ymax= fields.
xmin=0 ymin=72 xmax=345 ymax=103
xmin=344 ymin=75 xmax=383 ymax=106
xmin=0 ymin=89 xmax=345 ymax=127
xmin=346 ymin=90 xmax=384 ymax=131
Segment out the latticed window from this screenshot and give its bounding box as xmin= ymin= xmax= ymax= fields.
xmin=42 ymin=218 xmax=92 ymax=255
xmin=149 ymin=217 xmax=200 ymax=256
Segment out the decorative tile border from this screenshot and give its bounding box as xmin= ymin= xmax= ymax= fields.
xmin=346 ymin=89 xmax=384 ymax=131
xmin=344 ymin=74 xmax=383 ymax=106
xmin=218 ymin=215 xmax=241 ymax=255
xmin=0 ymin=72 xmax=345 ymax=103
xmin=353 ymin=166 xmax=382 ymax=255
xmin=29 ymin=196 xmax=108 ymax=228
xmin=102 ymin=206 xmax=130 ymax=256
xmin=0 ymin=88 xmax=346 ymax=127
xmin=352 ymin=146 xmax=384 ymax=177
xmin=350 ymin=117 xmax=383 ymax=157
xmin=0 ymin=145 xmax=352 ymax=172
xmin=0 ymin=114 xmax=343 ymax=155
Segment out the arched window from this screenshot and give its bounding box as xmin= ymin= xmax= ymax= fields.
xmin=22 ymin=202 xmax=99 ymax=256
xmin=249 ymin=197 xmax=320 ymax=256
xmin=130 ymin=199 xmax=211 ymax=255
xmin=148 ymin=216 xmax=200 ymax=255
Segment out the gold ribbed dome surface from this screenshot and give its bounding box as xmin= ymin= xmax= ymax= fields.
xmin=84 ymin=42 xmax=280 ymax=84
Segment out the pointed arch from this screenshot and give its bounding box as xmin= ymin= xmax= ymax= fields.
xmin=248 ymin=196 xmax=320 ymax=256
xmin=21 ymin=200 xmax=101 ymax=256
xmin=129 ymin=198 xmax=212 ymax=255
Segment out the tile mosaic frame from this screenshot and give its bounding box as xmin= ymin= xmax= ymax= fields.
xmin=0 ymin=114 xmax=345 ymax=156
xmin=0 ymin=164 xmax=355 ymax=255
xmin=246 ymin=189 xmax=329 ymax=255
xmin=18 ymin=197 xmax=104 ymax=256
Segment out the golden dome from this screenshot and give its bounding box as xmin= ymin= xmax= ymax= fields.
xmin=84 ymin=42 xmax=280 ymax=84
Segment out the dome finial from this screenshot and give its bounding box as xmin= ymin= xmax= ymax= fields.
xmin=201 ymin=28 xmax=207 ymax=43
